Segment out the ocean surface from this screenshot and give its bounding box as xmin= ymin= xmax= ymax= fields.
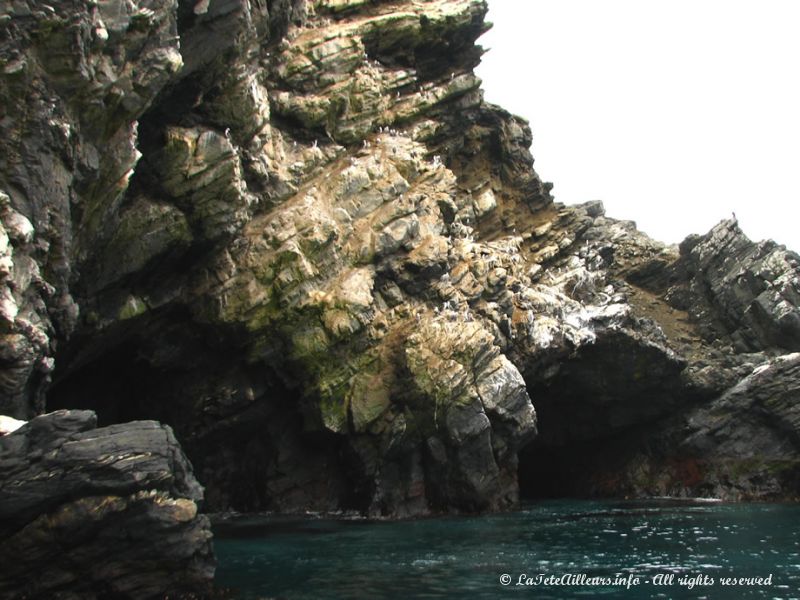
xmin=213 ymin=499 xmax=800 ymax=599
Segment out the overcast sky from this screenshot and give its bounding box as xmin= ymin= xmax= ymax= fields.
xmin=476 ymin=0 xmax=800 ymax=251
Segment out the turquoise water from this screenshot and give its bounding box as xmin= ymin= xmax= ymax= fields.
xmin=214 ymin=500 xmax=800 ymax=599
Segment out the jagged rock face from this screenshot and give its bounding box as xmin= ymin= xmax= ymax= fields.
xmin=673 ymin=222 xmax=800 ymax=352
xmin=0 ymin=410 xmax=214 ymax=599
xmin=519 ymin=218 xmax=800 ymax=501
xmin=1 ymin=0 xmax=800 ymax=529
xmin=0 ymin=0 xmax=184 ymax=418
xmin=2 ymin=0 xmax=545 ymax=517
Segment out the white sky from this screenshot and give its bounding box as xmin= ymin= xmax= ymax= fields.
xmin=476 ymin=0 xmax=800 ymax=250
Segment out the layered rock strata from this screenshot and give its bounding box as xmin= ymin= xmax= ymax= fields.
xmin=0 ymin=0 xmax=798 ymax=537
xmin=0 ymin=409 xmax=214 ymax=599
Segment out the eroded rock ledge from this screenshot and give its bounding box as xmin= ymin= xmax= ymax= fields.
xmin=0 ymin=409 xmax=214 ymax=599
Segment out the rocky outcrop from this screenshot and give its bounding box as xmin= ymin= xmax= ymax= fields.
xmin=0 ymin=0 xmax=798 ymax=543
xmin=518 ymin=218 xmax=800 ymax=501
xmin=0 ymin=0 xmax=545 ymax=518
xmin=671 ymin=220 xmax=800 ymax=352
xmin=0 ymin=409 xmax=214 ymax=599
xmin=667 ymin=352 xmax=800 ymax=498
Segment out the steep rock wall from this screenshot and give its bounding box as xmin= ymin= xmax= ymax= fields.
xmin=1 ymin=0 xmax=799 ymax=520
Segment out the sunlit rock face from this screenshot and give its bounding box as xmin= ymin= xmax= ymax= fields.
xmin=1 ymin=0 xmax=800 ymax=533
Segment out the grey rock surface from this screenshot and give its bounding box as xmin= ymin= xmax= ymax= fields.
xmin=0 ymin=409 xmax=214 ymax=599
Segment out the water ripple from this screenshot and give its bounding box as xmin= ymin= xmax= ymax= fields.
xmin=215 ymin=500 xmax=800 ymax=599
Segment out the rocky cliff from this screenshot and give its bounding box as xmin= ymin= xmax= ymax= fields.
xmin=1 ymin=0 xmax=799 ymax=537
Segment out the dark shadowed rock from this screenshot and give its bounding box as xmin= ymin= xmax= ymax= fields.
xmin=562 ymin=352 xmax=800 ymax=501
xmin=0 ymin=410 xmax=214 ymax=599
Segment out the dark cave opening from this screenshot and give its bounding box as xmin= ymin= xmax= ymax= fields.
xmin=515 ymin=332 xmax=689 ymax=500
xmin=46 ymin=305 xmax=235 ymax=428
xmin=46 ymin=322 xmax=358 ymax=513
xmin=517 ymin=432 xmax=649 ymax=500
xmin=518 ymin=441 xmax=591 ymax=500
xmin=47 ymin=340 xmax=158 ymax=427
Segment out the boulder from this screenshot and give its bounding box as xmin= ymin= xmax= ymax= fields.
xmin=0 ymin=410 xmax=214 ymax=599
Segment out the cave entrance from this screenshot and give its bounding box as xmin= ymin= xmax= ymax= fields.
xmin=515 ymin=331 xmax=688 ymax=499
xmin=46 ymin=315 xmax=355 ymax=514
xmin=517 ymin=430 xmax=651 ymax=499
xmin=46 ymin=306 xmax=237 ymax=429
xmin=47 ymin=339 xmax=159 ymax=426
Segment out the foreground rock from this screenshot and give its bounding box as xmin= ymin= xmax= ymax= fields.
xmin=0 ymin=410 xmax=214 ymax=599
